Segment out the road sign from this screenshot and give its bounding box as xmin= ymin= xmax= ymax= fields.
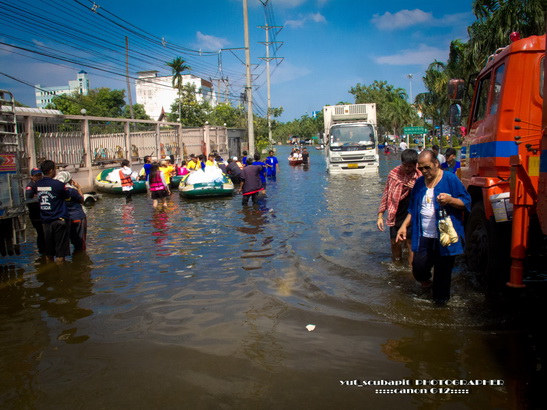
xmin=403 ymin=126 xmax=427 ymax=134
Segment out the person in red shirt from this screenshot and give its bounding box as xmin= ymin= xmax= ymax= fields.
xmin=377 ymin=149 xmax=420 ymax=265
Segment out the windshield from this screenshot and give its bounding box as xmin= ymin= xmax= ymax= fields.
xmin=330 ymin=124 xmax=375 ymax=149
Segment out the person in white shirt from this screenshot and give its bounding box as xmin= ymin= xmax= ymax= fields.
xmin=432 ymin=145 xmax=446 ymax=165
xmin=399 ymin=140 xmax=408 ymax=151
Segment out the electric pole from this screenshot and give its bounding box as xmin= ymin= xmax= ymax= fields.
xmin=242 ymin=0 xmax=254 ymax=154
xmin=258 ymin=20 xmax=283 ymax=145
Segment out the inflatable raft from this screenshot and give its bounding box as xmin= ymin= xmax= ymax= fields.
xmin=178 ymin=173 xmax=234 ymax=198
xmin=94 ymin=168 xmax=147 ymax=194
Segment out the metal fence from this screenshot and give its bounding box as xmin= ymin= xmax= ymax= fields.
xmin=15 ymin=112 xmax=232 ymax=170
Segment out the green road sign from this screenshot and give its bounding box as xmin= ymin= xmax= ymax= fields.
xmin=403 ymin=126 xmax=427 ymax=134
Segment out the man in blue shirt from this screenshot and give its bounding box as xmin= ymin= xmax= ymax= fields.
xmin=265 ymin=150 xmax=279 ymax=178
xmin=396 ymin=150 xmax=471 ymax=305
xmin=33 ymin=160 xmax=71 ymax=262
xmin=253 ymin=153 xmax=267 ymax=186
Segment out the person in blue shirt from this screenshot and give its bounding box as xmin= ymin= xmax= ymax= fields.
xmin=441 ymin=148 xmax=461 ymax=174
xmin=396 ymin=150 xmax=471 ymax=305
xmin=265 ymin=150 xmax=279 ymax=178
xmin=253 ymin=153 xmax=267 ymax=186
xmin=55 ymin=171 xmax=86 ymax=252
xmin=241 ymin=151 xmax=248 ymax=166
xmin=33 ymin=160 xmax=71 ymax=262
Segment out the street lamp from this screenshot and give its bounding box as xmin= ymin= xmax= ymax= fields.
xmin=407 ymin=74 xmax=413 ymax=104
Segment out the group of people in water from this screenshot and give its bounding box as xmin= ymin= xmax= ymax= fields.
xmin=118 ymin=150 xmax=281 ymax=208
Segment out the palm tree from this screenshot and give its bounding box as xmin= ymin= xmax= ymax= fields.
xmin=166 ymin=57 xmax=191 ymax=122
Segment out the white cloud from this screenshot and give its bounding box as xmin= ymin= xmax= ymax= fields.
xmin=372 ymin=9 xmax=433 ymax=31
xmin=195 ymin=31 xmax=229 ymax=52
xmin=375 ymin=44 xmax=447 ymax=66
xmin=285 ymin=12 xmax=326 ymax=28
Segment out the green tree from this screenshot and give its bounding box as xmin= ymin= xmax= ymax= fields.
xmin=349 ymin=80 xmax=420 ymax=137
xmin=123 ymin=103 xmax=150 ymax=120
xmin=47 ymin=88 xmax=126 ymax=117
xmin=207 ymin=103 xmax=246 ymax=127
xmin=166 ymin=57 xmax=191 ymax=122
xmin=167 ymin=83 xmax=210 ymax=126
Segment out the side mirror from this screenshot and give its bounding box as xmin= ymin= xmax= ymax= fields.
xmin=448 ymin=79 xmax=466 ymax=101
xmin=449 ymin=103 xmax=462 ymax=127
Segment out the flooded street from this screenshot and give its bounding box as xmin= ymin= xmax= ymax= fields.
xmin=1 ymin=145 xmax=545 ymax=409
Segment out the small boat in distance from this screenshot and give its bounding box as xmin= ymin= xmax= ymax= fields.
xmin=288 ymin=158 xmax=303 ymax=166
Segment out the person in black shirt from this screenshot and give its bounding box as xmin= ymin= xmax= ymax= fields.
xmin=239 ymin=158 xmax=264 ymax=205
xmin=33 ymin=160 xmax=71 ymax=262
xmin=302 ymin=148 xmax=310 ymax=165
xmin=25 ymin=168 xmax=46 ymax=254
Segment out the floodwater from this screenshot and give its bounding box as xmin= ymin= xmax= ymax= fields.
xmin=1 ymin=145 xmax=546 ymax=409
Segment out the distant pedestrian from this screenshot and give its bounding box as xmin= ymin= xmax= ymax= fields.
xmin=148 ymin=163 xmax=170 ymax=208
xmin=239 ymin=157 xmax=264 ymax=205
xmin=241 ymin=151 xmax=248 ymax=166
xmin=226 ymin=157 xmax=242 ymax=184
xmin=138 ymin=155 xmax=152 ymax=181
xmin=253 ymin=153 xmax=267 ymax=186
xmin=25 ymin=167 xmax=46 ymax=254
xmin=265 ymin=150 xmax=279 ymax=178
xmin=432 ymin=145 xmax=446 ymax=165
xmin=441 ymin=148 xmax=461 ymax=174
xmin=119 ymin=159 xmax=134 ymax=203
xmin=33 ymin=160 xmax=71 ymax=262
xmin=301 ymin=148 xmax=310 ymax=165
xmin=55 ymin=171 xmax=86 ymax=252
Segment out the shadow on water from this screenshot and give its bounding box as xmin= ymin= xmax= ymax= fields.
xmin=0 ymin=145 xmax=545 ymax=408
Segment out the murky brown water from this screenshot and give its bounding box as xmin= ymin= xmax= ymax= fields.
xmin=1 ymin=146 xmax=545 ymax=409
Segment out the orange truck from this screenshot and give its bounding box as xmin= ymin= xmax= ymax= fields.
xmin=449 ymin=33 xmax=546 ymax=287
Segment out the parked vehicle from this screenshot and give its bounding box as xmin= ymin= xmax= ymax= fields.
xmin=448 ymin=33 xmax=546 ymax=288
xmin=0 ymin=90 xmax=26 ymax=256
xmin=323 ymin=104 xmax=379 ymax=173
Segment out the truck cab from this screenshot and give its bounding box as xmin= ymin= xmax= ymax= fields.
xmin=324 ymin=104 xmax=379 ymax=173
xmin=450 ymin=34 xmax=546 ymax=287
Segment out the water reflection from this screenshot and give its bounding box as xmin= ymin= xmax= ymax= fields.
xmin=36 ymin=253 xmax=94 ymax=342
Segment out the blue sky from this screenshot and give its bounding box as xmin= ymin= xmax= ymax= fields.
xmin=0 ymin=0 xmax=475 ymax=122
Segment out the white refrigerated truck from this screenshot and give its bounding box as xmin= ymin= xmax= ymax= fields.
xmin=323 ymin=104 xmax=378 ymax=173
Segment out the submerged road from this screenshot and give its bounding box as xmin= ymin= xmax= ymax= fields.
xmin=0 ymin=145 xmax=545 ymax=409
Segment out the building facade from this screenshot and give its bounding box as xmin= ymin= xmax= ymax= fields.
xmin=135 ymin=71 xmax=216 ymax=121
xmin=35 ymin=70 xmax=90 ymax=108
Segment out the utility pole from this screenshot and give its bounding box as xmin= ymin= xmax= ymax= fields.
xmin=242 ymin=0 xmax=254 ymax=154
xmin=258 ymin=18 xmax=283 ymax=145
xmin=125 ymin=36 xmax=134 ymax=120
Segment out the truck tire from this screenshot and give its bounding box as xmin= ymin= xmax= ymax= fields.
xmin=465 ymin=202 xmax=511 ymax=289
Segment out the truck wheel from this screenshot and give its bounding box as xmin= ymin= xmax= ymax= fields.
xmin=465 ymin=202 xmax=489 ymax=276
xmin=465 ymin=202 xmax=511 ymax=288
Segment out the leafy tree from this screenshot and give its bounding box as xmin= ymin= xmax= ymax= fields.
xmin=123 ymin=103 xmax=150 ymax=120
xmin=349 ymin=80 xmax=420 ymax=137
xmin=167 ymin=83 xmax=210 ymax=126
xmin=47 ymin=88 xmax=126 ymax=117
xmin=207 ymin=103 xmax=246 ymax=127
xmin=166 ymin=57 xmax=191 ymax=122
